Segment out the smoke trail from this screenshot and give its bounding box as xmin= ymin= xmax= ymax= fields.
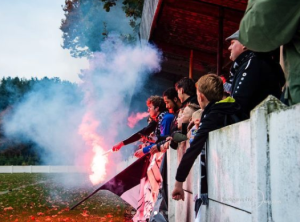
xmin=2 ymin=37 xmax=161 ymax=184
xmin=127 ymin=112 xmax=149 ymax=128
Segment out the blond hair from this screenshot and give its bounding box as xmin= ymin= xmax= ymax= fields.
xmin=192 ymin=109 xmax=203 ymax=120
xmin=197 ymin=74 xmax=223 ymax=101
xmin=187 ymin=103 xmax=200 ymax=112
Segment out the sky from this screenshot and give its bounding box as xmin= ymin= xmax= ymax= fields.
xmin=0 ymin=0 xmax=163 ymax=177
xmin=0 ymin=0 xmax=89 ymax=83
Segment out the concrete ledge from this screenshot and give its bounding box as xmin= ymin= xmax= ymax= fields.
xmin=199 ymin=96 xmax=300 ymax=222
xmin=269 ymin=103 xmax=300 ymax=222
xmin=208 ymin=120 xmax=251 ymax=212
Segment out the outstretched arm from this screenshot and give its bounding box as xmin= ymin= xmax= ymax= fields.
xmin=112 ymin=121 xmax=157 ymax=151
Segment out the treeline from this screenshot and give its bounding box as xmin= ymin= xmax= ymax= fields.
xmin=0 ymin=77 xmax=76 ymax=165
xmin=0 ymin=77 xmax=76 ymax=110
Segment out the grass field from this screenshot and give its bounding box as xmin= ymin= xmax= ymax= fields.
xmin=0 ymin=173 xmax=135 ymax=222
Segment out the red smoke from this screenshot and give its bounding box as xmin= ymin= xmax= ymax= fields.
xmin=127 ymin=112 xmax=149 ymax=128
xmin=78 ymin=112 xmax=108 ymax=185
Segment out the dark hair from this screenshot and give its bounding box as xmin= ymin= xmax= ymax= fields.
xmin=163 ymin=87 xmax=179 ymax=101
xmin=146 ymin=96 xmax=167 ymax=112
xmin=175 ymin=77 xmax=196 ymax=96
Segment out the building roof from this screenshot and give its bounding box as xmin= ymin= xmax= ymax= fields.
xmin=140 ymin=0 xmax=247 ymax=80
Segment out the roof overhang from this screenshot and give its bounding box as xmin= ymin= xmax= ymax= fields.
xmin=140 ymin=0 xmax=247 ymax=80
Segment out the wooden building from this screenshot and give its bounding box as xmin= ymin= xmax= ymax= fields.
xmin=140 ymin=0 xmax=248 ymax=82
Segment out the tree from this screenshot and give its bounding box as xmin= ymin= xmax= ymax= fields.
xmin=60 ymin=0 xmax=144 ymax=58
xmin=102 ymin=0 xmax=143 ymax=32
xmin=0 ymin=77 xmax=79 ymax=165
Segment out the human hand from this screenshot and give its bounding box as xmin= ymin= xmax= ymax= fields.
xmin=112 ymin=141 xmax=124 ymax=151
xmin=138 ymin=133 xmax=155 ymax=143
xmin=134 ymin=149 xmax=144 ymax=158
xmin=161 ymin=141 xmax=170 ymax=152
xmin=150 ymin=145 xmax=158 ymax=155
xmin=166 ymin=136 xmax=172 ymax=141
xmin=172 ymin=181 xmax=184 ymax=201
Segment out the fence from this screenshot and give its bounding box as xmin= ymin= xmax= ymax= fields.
xmin=168 ymin=96 xmax=300 ymax=222
xmin=0 ymin=165 xmax=89 ymax=173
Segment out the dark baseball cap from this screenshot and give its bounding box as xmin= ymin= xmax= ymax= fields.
xmin=226 ymin=30 xmax=239 ymax=41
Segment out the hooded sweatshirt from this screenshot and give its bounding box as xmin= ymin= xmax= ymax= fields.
xmin=175 ymin=97 xmax=241 ymax=183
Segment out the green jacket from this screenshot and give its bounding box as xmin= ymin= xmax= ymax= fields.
xmin=239 ymin=0 xmax=300 ymax=105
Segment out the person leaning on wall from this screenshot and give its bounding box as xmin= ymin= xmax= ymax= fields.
xmin=225 ymin=30 xmax=285 ymax=119
xmin=171 ymin=74 xmax=241 ymax=211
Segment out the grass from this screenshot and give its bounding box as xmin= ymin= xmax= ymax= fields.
xmin=0 ymin=174 xmax=47 ymax=191
xmin=0 ymin=173 xmax=135 ymax=222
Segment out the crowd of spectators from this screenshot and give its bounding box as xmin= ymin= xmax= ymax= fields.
xmin=111 ymin=2 xmax=300 ymax=219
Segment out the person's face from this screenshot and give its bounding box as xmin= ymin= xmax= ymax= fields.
xmin=193 ymin=116 xmax=201 ymax=128
xmin=147 ymin=103 xmax=159 ymax=119
xmin=197 ymin=90 xmax=205 ymax=110
xmin=163 ymin=96 xmax=176 ymax=113
xmin=177 ymin=107 xmax=193 ymax=129
xmin=228 ymin=40 xmax=244 ymax=61
xmin=176 ymin=88 xmax=184 ymax=103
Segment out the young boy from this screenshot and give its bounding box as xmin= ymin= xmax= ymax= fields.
xmin=167 ymin=103 xmax=199 ymax=147
xmin=187 ymin=109 xmax=203 ymax=144
xmin=133 ymin=96 xmax=174 ymax=158
xmin=177 ymin=104 xmax=199 ymax=130
xmin=112 ymin=95 xmax=173 ymax=152
xmin=172 ymin=74 xmax=241 ymax=203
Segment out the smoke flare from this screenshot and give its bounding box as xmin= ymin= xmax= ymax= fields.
xmin=78 ymin=112 xmax=108 ymax=185
xmin=2 ymin=38 xmax=162 ymax=186
xmin=127 ymin=112 xmax=149 ymax=128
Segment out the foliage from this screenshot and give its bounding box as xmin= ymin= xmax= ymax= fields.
xmin=0 ymin=173 xmax=135 ymax=221
xmin=0 ymin=144 xmax=41 ymax=165
xmin=0 ymin=77 xmax=78 ymax=165
xmin=0 ymin=77 xmax=77 ymax=112
xmin=60 ymin=0 xmax=144 ymax=58
xmin=102 ymin=0 xmax=144 ymax=32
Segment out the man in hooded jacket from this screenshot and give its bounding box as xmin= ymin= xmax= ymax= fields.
xmin=172 ymin=74 xmax=242 ymax=216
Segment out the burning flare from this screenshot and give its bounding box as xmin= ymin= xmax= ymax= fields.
xmin=127 ymin=112 xmax=149 ymax=128
xmin=78 ymin=112 xmax=108 ymax=185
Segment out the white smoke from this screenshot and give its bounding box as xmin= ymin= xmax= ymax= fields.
xmin=2 ymin=38 xmax=162 ymax=174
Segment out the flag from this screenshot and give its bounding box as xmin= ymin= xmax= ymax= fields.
xmin=70 ymin=154 xmax=151 ymax=211
xmin=99 ymin=154 xmax=151 ymax=209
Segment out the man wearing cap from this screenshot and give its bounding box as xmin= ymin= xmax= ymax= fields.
xmin=239 ymin=0 xmax=300 ymax=106
xmin=225 ymin=30 xmax=285 ymax=118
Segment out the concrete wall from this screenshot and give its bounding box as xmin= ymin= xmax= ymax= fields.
xmin=269 ymin=102 xmax=300 ymax=222
xmin=168 ymin=96 xmax=300 ymax=222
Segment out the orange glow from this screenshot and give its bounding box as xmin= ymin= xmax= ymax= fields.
xmin=127 ymin=112 xmax=149 ymax=128
xmin=78 ymin=112 xmax=108 ymax=185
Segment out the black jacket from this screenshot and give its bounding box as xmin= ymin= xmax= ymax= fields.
xmin=229 ymin=50 xmax=285 ymax=118
xmin=181 ymin=95 xmax=199 ymax=108
xmin=175 ymin=98 xmax=241 ymax=183
xmin=123 ymin=120 xmax=157 ymax=145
